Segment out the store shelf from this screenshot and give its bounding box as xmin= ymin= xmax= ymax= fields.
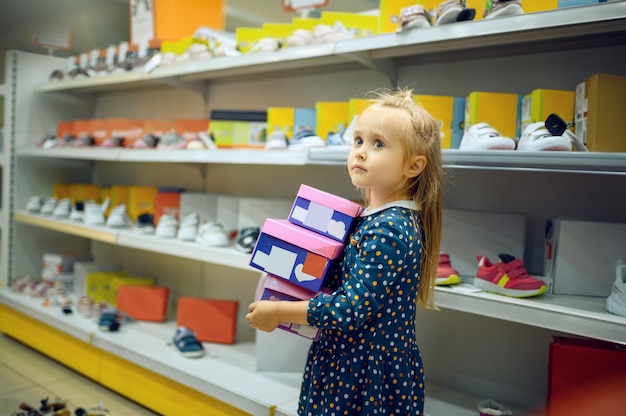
xmin=310 ymin=147 xmax=626 ymax=174
xmin=0 ymin=288 xmax=302 ymax=415
xmin=435 ymin=285 xmax=626 ymax=345
xmin=16 ymin=147 xmax=310 ymax=165
xmin=34 ymin=3 xmax=626 ymax=94
xmin=14 ymin=211 xmax=255 ymax=271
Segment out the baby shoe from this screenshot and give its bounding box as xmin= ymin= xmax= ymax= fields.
xmin=98 ymin=307 xmax=121 ymax=332
xmin=25 ymin=195 xmax=44 ymax=213
xmin=84 ymin=198 xmax=110 ymax=226
xmin=195 ymin=222 xmax=229 ymax=247
xmin=398 ymin=5 xmax=432 ymax=31
xmin=52 ymin=197 xmax=71 ymax=218
xmin=155 ymin=214 xmax=178 ymax=238
xmin=156 ymin=132 xmax=188 ymax=150
xmin=135 ymin=213 xmax=155 ymax=234
xmin=236 ymin=227 xmax=260 ymax=253
xmin=459 ymin=123 xmax=516 ymax=150
xmin=177 ymin=213 xmax=200 ymax=241
xmin=265 ymin=130 xmax=289 ymax=150
xmin=69 ymin=201 xmax=85 ymax=222
xmin=172 ymin=326 xmax=205 ymax=358
xmin=40 ymin=197 xmax=58 ymax=216
xmin=106 ymin=203 xmax=132 ymax=228
xmin=436 ymin=252 xmax=461 ymax=285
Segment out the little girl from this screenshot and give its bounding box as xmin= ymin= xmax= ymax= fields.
xmin=247 ymin=88 xmax=442 ymax=415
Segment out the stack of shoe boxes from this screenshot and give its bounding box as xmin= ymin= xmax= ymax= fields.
xmin=249 ymin=184 xmax=362 ymax=340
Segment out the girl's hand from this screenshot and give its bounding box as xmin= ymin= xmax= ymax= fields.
xmin=246 ymin=300 xmax=282 ymax=332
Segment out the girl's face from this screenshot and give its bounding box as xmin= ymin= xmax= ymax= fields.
xmin=348 ymin=106 xmax=413 ymax=203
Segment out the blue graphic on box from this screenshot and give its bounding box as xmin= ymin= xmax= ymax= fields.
xmin=289 ymin=197 xmax=356 ymax=243
xmin=250 ymin=233 xmax=334 ymax=292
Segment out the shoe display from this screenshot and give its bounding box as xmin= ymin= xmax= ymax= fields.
xmin=172 ymin=326 xmax=205 ymax=358
xmin=133 ymin=133 xmax=159 ymax=148
xmin=177 ymin=213 xmax=200 ymax=241
xmin=265 ymin=130 xmax=289 ymax=150
xmin=40 ymin=197 xmax=58 ymax=216
xmin=484 ymin=0 xmax=524 ymax=19
xmin=155 ymin=214 xmax=178 ymax=238
xmin=156 ymin=132 xmax=187 ymax=150
xmin=606 ymin=259 xmax=626 ymax=317
xmin=135 ymin=212 xmax=155 ymax=234
xmin=517 ymin=122 xmax=572 ymax=151
xmin=459 ymin=123 xmax=516 ymax=150
xmin=477 ymin=398 xmax=512 ymax=416
xmin=236 ymin=227 xmax=261 ymax=253
xmin=106 ymin=203 xmax=132 ymax=228
xmin=398 ymin=5 xmax=432 ymax=30
xmin=474 ymin=254 xmax=547 ymax=298
xmin=52 ymin=197 xmax=71 ymax=218
xmin=436 ymin=252 xmax=461 ymax=285
xmin=84 ymin=198 xmax=109 ymax=226
xmin=69 ymin=201 xmax=85 ymax=222
xmin=25 ymin=195 xmax=44 ymax=213
xmin=195 ymin=222 xmax=229 ymax=247
xmin=435 ymin=0 xmax=464 ymax=25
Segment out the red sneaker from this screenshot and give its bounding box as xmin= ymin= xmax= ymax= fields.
xmin=474 ymin=254 xmax=547 ymax=297
xmin=436 ymin=252 xmax=461 ymax=285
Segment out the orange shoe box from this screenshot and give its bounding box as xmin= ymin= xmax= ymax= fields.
xmin=117 ymin=285 xmax=169 ymax=322
xmin=176 ymin=297 xmax=239 ymax=344
xmin=154 ymin=189 xmax=183 ymax=225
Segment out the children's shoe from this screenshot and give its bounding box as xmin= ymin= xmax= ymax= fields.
xmin=517 ymin=122 xmax=572 ymax=151
xmin=84 ymin=198 xmax=109 ymax=226
xmin=436 ymin=252 xmax=461 ymax=285
xmin=474 ymin=254 xmax=547 ymax=298
xmin=26 ymin=195 xmax=45 ymax=213
xmin=172 ymin=326 xmax=205 ymax=358
xmin=459 ymin=123 xmax=516 ymax=150
xmin=156 ymin=132 xmax=187 ymax=150
xmin=106 ymin=203 xmax=132 ymax=228
xmin=435 ymin=0 xmax=464 ymax=25
xmin=69 ymin=201 xmax=85 ymax=222
xmin=265 ymin=131 xmax=289 ymax=150
xmin=155 ymin=214 xmax=178 ymax=238
xmin=135 ymin=213 xmax=155 ymax=234
xmin=177 ymin=213 xmax=200 ymax=241
xmin=52 ymin=197 xmax=71 ymax=218
xmin=236 ymin=227 xmax=261 ymax=253
xmin=195 ymin=222 xmax=229 ymax=247
xmin=40 ymin=197 xmax=58 ymax=216
xmin=477 ymin=398 xmax=512 ymax=416
xmin=98 ymin=307 xmax=121 ymax=332
xmin=484 ymin=0 xmax=523 ymax=19
xmin=398 ymin=5 xmax=432 ymax=31
xmin=606 ymin=259 xmax=626 ymax=317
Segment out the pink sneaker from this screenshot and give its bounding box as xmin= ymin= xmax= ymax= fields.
xmin=436 ymin=252 xmax=461 ymax=285
xmin=474 ymin=254 xmax=547 ymax=298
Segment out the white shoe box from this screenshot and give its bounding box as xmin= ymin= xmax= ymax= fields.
xmin=179 ymin=192 xmax=218 ymax=223
xmin=216 ymin=195 xmax=240 ymax=237
xmin=238 ymin=197 xmax=292 ymax=230
xmin=441 ymin=209 xmax=527 ymax=280
xmin=547 ymin=219 xmax=626 ymax=297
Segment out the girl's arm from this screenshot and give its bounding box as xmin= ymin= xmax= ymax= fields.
xmin=246 ymin=300 xmax=309 ymax=332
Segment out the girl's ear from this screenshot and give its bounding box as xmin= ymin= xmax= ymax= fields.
xmin=407 ymin=155 xmax=427 ymax=178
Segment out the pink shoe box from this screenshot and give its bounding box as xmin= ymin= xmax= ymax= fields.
xmin=288 ymin=184 xmax=362 ymax=243
xmin=260 ymin=274 xmax=324 ymax=341
xmin=250 ymin=218 xmax=344 ymax=292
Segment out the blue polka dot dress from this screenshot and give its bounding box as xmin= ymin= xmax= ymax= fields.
xmin=300 ymin=201 xmax=425 ymax=416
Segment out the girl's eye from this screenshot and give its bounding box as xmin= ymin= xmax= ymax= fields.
xmin=354 ymin=137 xmax=363 ymax=145
xmin=374 ymin=140 xmax=384 ymax=149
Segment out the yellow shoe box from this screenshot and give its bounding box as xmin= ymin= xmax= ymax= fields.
xmin=109 ymin=275 xmax=156 ymax=306
xmin=379 ymin=0 xmax=421 ymax=33
xmin=86 ymin=271 xmax=128 ymax=304
xmin=465 ymin=91 xmax=521 ymax=139
xmin=128 ymin=185 xmax=158 ymax=222
xmin=349 ymin=98 xmax=375 ymax=121
xmin=291 ymin=17 xmax=323 ymax=31
xmin=52 ymin=183 xmax=71 ymax=199
xmin=268 ymin=107 xmax=295 ymax=139
xmin=70 ymin=184 xmax=102 ymax=204
xmin=321 ymin=11 xmax=379 ymax=37
xmin=262 ymin=23 xmax=295 ymax=44
xmin=316 ymin=101 xmax=349 ymax=141
xmin=576 ymin=73 xmax=626 ymax=152
xmin=521 ymin=89 xmax=575 ymax=133
xmin=414 ymin=95 xmax=465 ymax=149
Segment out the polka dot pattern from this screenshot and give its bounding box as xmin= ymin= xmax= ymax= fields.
xmin=299 ymin=207 xmax=425 ymax=415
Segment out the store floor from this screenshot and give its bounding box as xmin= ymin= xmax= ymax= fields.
xmin=0 ymin=333 xmax=160 ymax=415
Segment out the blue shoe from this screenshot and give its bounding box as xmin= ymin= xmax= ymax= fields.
xmin=172 ymin=327 xmax=205 ymax=358
xmin=98 ymin=307 xmax=121 ymax=332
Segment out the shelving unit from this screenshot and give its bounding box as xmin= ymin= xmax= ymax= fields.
xmin=2 ymin=3 xmax=626 ymax=416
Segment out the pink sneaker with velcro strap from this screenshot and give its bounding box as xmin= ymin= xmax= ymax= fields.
xmin=473 ymin=253 xmax=547 ymax=298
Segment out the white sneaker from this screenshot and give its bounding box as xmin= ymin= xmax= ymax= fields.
xmin=106 ymin=203 xmax=132 ymax=228
xmin=459 ymin=123 xmax=516 ymax=150
xmin=177 ymin=213 xmax=200 ymax=241
xmin=517 ymin=122 xmax=572 ymax=152
xmin=84 ymin=198 xmax=109 ymax=226
xmin=52 ymin=197 xmax=72 ymax=218
xmin=155 ymin=214 xmax=178 ymax=238
xmin=69 ymin=202 xmax=85 ymax=222
xmin=40 ymin=197 xmax=58 ymax=215
xmin=195 ymin=222 xmax=229 ymax=247
xmin=26 ymin=195 xmax=44 ymax=213
xmin=606 ymin=259 xmax=626 ymax=318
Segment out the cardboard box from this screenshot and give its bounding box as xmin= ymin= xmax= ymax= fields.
xmin=86 ymin=271 xmax=128 ymax=303
xmin=209 ymin=110 xmax=267 ymax=148
xmin=128 ymin=185 xmax=158 ymax=222
xmin=288 ymin=184 xmax=362 ymax=243
xmin=316 ymin=101 xmax=349 ymax=141
xmin=521 ymin=89 xmax=575 ymax=133
xmin=575 ymin=73 xmax=626 ymax=152
xmin=42 ymin=252 xmax=91 ymax=282
xmin=174 ymin=118 xmax=209 ymax=140
xmin=250 ymin=218 xmax=344 ymax=292
xmin=52 ymin=183 xmax=71 ymax=199
xmin=549 ymin=219 xmax=626 ymax=296
xmin=378 ymin=0 xmax=418 ymax=33
xmin=267 ymin=107 xmax=295 ymax=139
xmin=260 ymin=274 xmax=322 ymax=340
xmin=414 ymin=94 xmax=465 ymax=149
xmin=109 ymin=275 xmax=155 ymax=305
xmin=465 ymin=91 xmax=521 ymax=139
xmin=73 ymin=262 xmax=122 ymax=298
xmin=348 ymin=98 xmax=374 ymax=121
xmin=154 ymin=188 xmax=184 ymax=225
xmin=117 ymin=285 xmax=169 ymax=322
xmin=177 ymin=297 xmax=238 ymax=344
xmin=179 ymin=192 xmax=218 ymax=223
xmin=70 ymin=184 xmax=102 ymax=204
xmin=130 ymin=0 xmax=224 ymax=44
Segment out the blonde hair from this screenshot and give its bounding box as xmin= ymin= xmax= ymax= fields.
xmin=361 ymin=88 xmax=442 ymax=309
